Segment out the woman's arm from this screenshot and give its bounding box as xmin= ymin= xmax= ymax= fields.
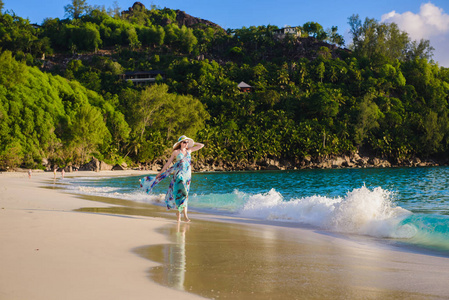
xmin=157 ymin=150 xmax=178 ymax=178
xmin=189 ymin=142 xmax=204 ymax=152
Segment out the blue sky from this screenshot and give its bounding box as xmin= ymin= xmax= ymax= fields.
xmin=4 ymin=0 xmax=449 ymax=66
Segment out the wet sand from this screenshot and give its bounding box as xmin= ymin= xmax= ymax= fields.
xmin=2 ymin=171 xmax=449 ymax=299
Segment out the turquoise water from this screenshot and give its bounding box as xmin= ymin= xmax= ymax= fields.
xmin=62 ymin=167 xmax=449 ymax=253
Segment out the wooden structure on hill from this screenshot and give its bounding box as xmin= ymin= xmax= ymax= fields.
xmin=238 ymin=81 xmax=252 ymax=92
xmin=119 ymin=70 xmax=165 ymax=85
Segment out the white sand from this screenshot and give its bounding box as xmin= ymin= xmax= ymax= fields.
xmin=0 ymin=171 xmax=204 ymax=300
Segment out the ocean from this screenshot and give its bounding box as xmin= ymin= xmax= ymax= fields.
xmin=60 ymin=166 xmax=449 ymax=253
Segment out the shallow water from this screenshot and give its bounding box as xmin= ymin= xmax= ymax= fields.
xmin=61 ymin=167 xmax=449 ymax=252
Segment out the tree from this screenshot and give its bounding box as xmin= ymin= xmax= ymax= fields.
xmin=82 ymin=22 xmax=102 ymax=51
xmin=353 ymin=93 xmax=383 ymax=146
xmin=326 ymin=26 xmax=344 ymax=46
xmin=159 ymin=93 xmax=210 ymax=141
xmin=126 ymin=26 xmax=141 ymax=50
xmin=303 ymin=22 xmax=327 ymax=40
xmin=107 ymin=1 xmax=121 ymax=18
xmin=316 ymin=61 xmax=325 ymax=82
xmin=64 ymin=0 xmax=89 ymax=19
xmin=126 ymin=84 xmax=209 ymax=161
xmin=348 ymin=14 xmax=433 ymax=64
xmin=64 ymin=23 xmax=102 ymax=51
xmin=132 ymin=84 xmax=171 ymax=140
xmin=70 ymin=104 xmax=111 ymax=163
xmin=406 ymin=39 xmax=434 ymax=61
xmin=132 ymin=84 xmax=209 ymax=141
xmin=0 ymin=51 xmax=27 ymax=88
xmin=303 ymin=86 xmax=340 ymax=121
xmin=0 ymin=140 xmax=23 ymax=169
xmin=179 ymin=26 xmax=197 ymax=53
xmin=0 ymin=13 xmax=40 ymax=56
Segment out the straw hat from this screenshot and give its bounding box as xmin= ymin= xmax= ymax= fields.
xmin=173 ymin=135 xmax=194 ymax=149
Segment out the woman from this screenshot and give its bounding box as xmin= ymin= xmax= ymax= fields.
xmin=141 ymin=135 xmax=204 ymax=222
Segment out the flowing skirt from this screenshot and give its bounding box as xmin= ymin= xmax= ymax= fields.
xmin=140 ymin=156 xmax=191 ymax=212
xmin=166 ymin=167 xmax=191 ymax=212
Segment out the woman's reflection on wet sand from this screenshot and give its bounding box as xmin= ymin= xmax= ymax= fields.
xmin=165 ymin=222 xmax=188 ymax=290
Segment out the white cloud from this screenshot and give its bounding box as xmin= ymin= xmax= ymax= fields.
xmin=381 ymin=3 xmax=449 ymax=67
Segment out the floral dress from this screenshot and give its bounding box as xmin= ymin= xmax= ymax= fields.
xmin=140 ymin=151 xmax=191 ymax=212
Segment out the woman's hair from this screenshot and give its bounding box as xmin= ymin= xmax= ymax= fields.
xmin=173 ymin=143 xmax=181 ymax=151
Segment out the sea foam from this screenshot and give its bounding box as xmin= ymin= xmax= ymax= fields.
xmin=238 ymin=186 xmax=413 ymax=238
xmin=61 ymin=181 xmax=165 ymax=203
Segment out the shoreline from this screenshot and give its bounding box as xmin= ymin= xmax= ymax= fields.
xmin=4 ymin=152 xmax=447 ymax=175
xmin=2 ymin=171 xmax=449 ymax=299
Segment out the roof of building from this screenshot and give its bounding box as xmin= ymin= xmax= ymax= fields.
xmin=122 ymin=70 xmax=165 ymax=75
xmin=238 ymin=81 xmax=252 ymax=88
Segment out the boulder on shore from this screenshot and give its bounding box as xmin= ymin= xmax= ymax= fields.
xmin=112 ymin=162 xmax=129 ymax=170
xmin=100 ymin=161 xmax=113 ymax=171
xmin=79 ymin=157 xmax=100 ymax=172
xmin=112 ymin=164 xmax=124 ymax=170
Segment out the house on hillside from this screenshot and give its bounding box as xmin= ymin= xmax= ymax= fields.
xmin=238 ymin=81 xmax=252 ymax=92
xmin=119 ymin=70 xmax=165 ymax=85
xmin=273 ymin=27 xmax=301 ymax=39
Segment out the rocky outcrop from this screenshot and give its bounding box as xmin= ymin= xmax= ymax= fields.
xmin=63 ymin=165 xmax=73 ymax=172
xmin=175 ymin=10 xmax=225 ymax=32
xmin=112 ymin=162 xmax=129 ymax=170
xmin=148 ymin=153 xmax=442 ymax=173
xmin=79 ymin=157 xmax=100 ymax=172
xmin=112 ymin=164 xmax=125 ymax=170
xmin=78 ymin=158 xmax=115 ymax=171
xmin=121 ymin=3 xmax=225 ymax=32
xmin=100 ymin=161 xmax=113 ymax=171
xmin=258 ymin=36 xmax=348 ymax=63
xmin=121 ymin=2 xmax=145 ymax=16
xmin=73 ymin=153 xmax=440 ymax=173
xmin=295 ymin=37 xmax=339 ymax=56
xmin=62 ymin=154 xmax=442 ymax=173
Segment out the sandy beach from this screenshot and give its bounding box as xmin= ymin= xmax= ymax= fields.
xmin=2 ymin=170 xmax=449 ymax=299
xmin=0 ymin=170 xmax=203 ymax=300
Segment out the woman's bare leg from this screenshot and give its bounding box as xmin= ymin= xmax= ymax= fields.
xmin=176 ymin=211 xmax=181 ymax=222
xmin=183 ymin=206 xmax=190 ymax=222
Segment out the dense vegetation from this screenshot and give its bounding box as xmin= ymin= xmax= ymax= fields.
xmin=0 ymin=0 xmax=448 ymax=170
